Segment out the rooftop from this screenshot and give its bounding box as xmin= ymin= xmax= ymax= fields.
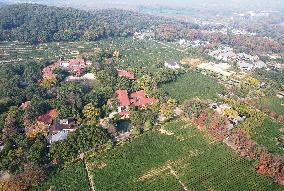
xmin=37 ymin=109 xmax=58 ymax=124
xmin=130 ymin=90 xmax=158 ymax=107
xmin=116 ymin=90 xmax=130 ymax=107
xmin=117 ymin=70 xmax=135 ymax=80
xmin=165 ymin=60 xmax=179 ymax=66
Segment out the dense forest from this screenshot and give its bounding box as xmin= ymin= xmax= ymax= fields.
xmin=0 ymin=4 xmax=193 ymax=44
xmin=1 ymin=4 xmax=282 ymax=54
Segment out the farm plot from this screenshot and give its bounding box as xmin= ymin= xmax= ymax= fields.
xmin=95 ymin=37 xmax=196 ymax=71
xmin=251 ymin=118 xmax=284 ymax=156
xmin=89 ymin=121 xmax=282 ymax=191
xmin=256 ymin=96 xmax=284 ymax=116
xmin=0 ymin=41 xmax=98 ymax=65
xmin=30 ymin=161 xmax=90 ymax=191
xmin=161 ymin=71 xmax=224 ymax=103
xmin=1 ymin=38 xmax=200 ymax=73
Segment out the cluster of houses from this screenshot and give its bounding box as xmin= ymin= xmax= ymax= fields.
xmin=177 ymin=39 xmax=210 ymax=48
xmin=115 ymin=69 xmax=158 ymax=118
xmin=19 ymin=102 xmax=79 ymax=145
xmin=42 ymin=55 xmax=93 ymax=79
xmin=208 ymin=47 xmax=258 ymax=62
xmin=208 ymin=46 xmax=267 ymax=71
xmin=204 ymin=27 xmax=256 ymax=36
xmin=133 ymin=30 xmax=153 ymax=40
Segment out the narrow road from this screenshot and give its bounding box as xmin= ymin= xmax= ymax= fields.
xmin=167 ymin=164 xmax=190 ymax=191
xmin=83 ymin=159 xmax=95 ymax=191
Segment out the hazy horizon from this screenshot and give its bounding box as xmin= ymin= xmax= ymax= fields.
xmin=1 ymin=0 xmax=284 ymax=11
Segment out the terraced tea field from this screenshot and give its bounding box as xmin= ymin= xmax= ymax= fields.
xmin=89 ymin=121 xmax=282 ymax=191
xmin=29 ymin=161 xmax=89 ymax=191
xmin=161 ymin=71 xmax=224 ymax=102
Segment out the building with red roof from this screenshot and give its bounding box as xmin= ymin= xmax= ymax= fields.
xmin=117 ymin=69 xmax=135 ymax=80
xmin=116 ymin=90 xmax=158 ymax=118
xmin=37 ymin=109 xmax=58 ymax=125
xmin=116 ymin=90 xmax=130 ymax=118
xmin=130 ymin=90 xmax=158 ymax=107
xmin=42 ymin=64 xmax=58 ymax=79
xmin=42 ymin=57 xmax=93 ymax=79
xmin=116 ymin=90 xmax=130 ymax=107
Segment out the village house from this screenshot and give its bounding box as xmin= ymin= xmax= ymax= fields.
xmin=253 ymin=60 xmax=266 ymax=69
xmin=117 ymin=69 xmax=135 ymax=80
xmin=59 ymin=57 xmax=92 ymax=76
xmin=37 ymin=109 xmax=78 ymax=144
xmin=269 ymin=62 xmax=283 ymax=71
xmin=237 ymin=53 xmax=259 ymax=62
xmin=116 ymin=90 xmax=131 ymax=118
xmin=65 ymin=73 xmax=96 ymax=81
xmin=42 ymin=63 xmax=59 ymax=79
xmin=47 ymin=117 xmax=78 ymax=144
xmin=130 ymin=90 xmax=159 ymax=108
xmin=276 ymin=92 xmax=284 ymax=99
xmin=42 ymin=56 xmax=93 ymax=79
xmin=237 ymin=61 xmax=253 ymax=71
xmin=267 ymin=54 xmax=281 ymax=60
xmin=211 ymin=103 xmax=246 ymax=130
xmin=116 ymin=89 xmax=158 ymax=118
xmin=37 ymin=109 xmax=58 ymax=125
xmin=164 ymin=60 xmax=181 ymax=69
xmin=133 ymin=30 xmax=153 ymax=40
xmin=208 ymin=47 xmax=237 ymax=61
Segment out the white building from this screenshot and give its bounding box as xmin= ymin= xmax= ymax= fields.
xmin=237 ymin=61 xmax=253 ymax=71
xmin=237 ymin=53 xmax=259 ymax=62
xmin=164 ymin=60 xmax=181 ymax=69
xmin=197 ymin=62 xmax=234 ymax=77
xmin=254 ymin=60 xmax=266 ymax=69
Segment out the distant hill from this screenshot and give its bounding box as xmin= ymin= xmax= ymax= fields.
xmin=0 ymin=0 xmax=65 ymax=4
xmin=0 ymin=3 xmax=173 ymax=44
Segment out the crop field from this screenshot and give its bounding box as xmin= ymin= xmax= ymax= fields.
xmin=0 ymin=41 xmax=97 ymax=65
xmin=251 ymin=118 xmax=284 ymax=156
xmin=0 ymin=38 xmax=202 ymax=72
xmin=89 ymin=121 xmax=282 ymax=191
xmin=256 ymin=96 xmax=284 ymax=116
xmin=161 ymin=71 xmax=224 ymax=102
xmin=95 ymin=37 xmax=199 ymax=71
xmin=30 ymin=161 xmax=89 ymax=191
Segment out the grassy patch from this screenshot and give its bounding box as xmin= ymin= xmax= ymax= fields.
xmin=161 ymin=71 xmax=224 ymax=102
xmin=30 ymin=161 xmax=89 ymax=191
xmin=251 ymin=118 xmax=284 ymax=155
xmin=89 ymin=121 xmax=282 ymax=191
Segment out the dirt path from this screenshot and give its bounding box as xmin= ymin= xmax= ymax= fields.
xmin=139 ymin=162 xmax=191 ymax=191
xmin=83 ymin=160 xmax=95 ymax=191
xmin=167 ymin=164 xmax=190 ymax=191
